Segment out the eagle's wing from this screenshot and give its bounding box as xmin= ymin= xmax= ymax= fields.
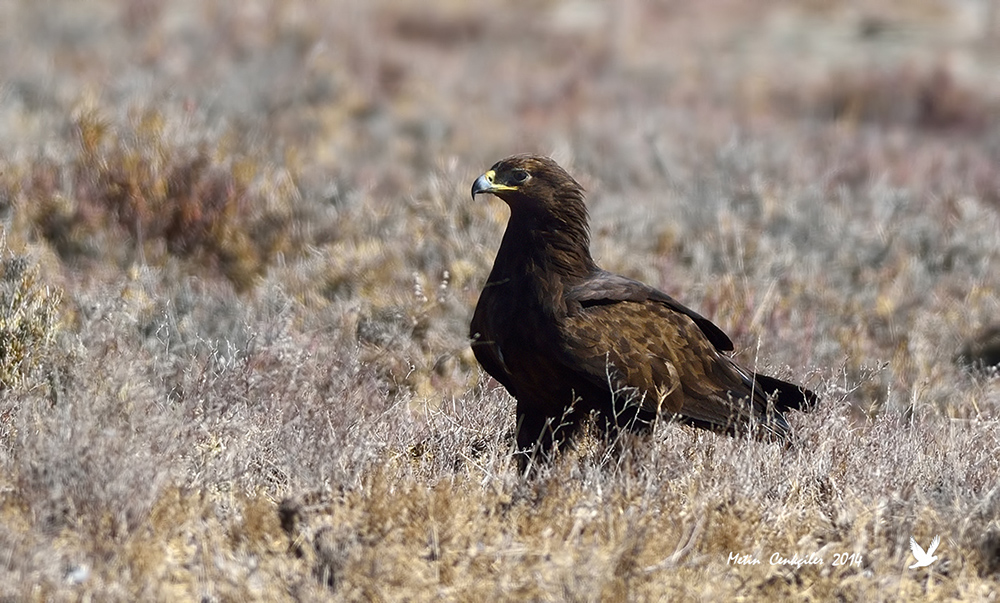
xmin=569 ymin=271 xmax=734 ymax=352
xmin=562 ymin=274 xmax=806 ymax=435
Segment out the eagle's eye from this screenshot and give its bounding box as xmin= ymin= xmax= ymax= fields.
xmin=510 ymin=169 xmax=530 ymax=184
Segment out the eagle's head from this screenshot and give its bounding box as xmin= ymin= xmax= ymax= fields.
xmin=471 ymin=154 xmax=595 ymax=276
xmin=471 ymin=154 xmax=586 ymax=219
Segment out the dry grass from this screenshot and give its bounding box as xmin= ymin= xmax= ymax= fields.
xmin=1 ymin=0 xmax=1000 ymax=599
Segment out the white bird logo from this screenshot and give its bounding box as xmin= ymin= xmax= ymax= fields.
xmin=909 ymin=535 xmax=940 ymax=569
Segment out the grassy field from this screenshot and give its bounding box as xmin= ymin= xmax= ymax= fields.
xmin=2 ymin=0 xmax=1000 ymax=600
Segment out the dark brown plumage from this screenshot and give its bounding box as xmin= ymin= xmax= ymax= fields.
xmin=470 ymin=154 xmax=817 ymax=463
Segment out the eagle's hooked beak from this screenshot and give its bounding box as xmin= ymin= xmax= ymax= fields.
xmin=471 ymin=169 xmax=519 ymax=200
xmin=471 ymin=170 xmax=496 ymax=200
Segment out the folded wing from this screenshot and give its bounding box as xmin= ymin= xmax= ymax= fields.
xmin=561 ymin=273 xmax=815 ymax=437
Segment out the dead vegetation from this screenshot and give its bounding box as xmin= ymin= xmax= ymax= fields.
xmin=0 ymin=0 xmax=999 ymax=599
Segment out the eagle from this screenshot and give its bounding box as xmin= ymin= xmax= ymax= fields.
xmin=469 ymin=154 xmax=817 ymax=464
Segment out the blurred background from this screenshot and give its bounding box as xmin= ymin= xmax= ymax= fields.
xmin=4 ymin=0 xmax=998 ymax=396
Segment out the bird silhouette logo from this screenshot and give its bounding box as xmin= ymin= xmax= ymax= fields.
xmin=909 ymin=535 xmax=940 ymax=569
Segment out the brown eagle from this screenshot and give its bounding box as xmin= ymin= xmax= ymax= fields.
xmin=470 ymin=154 xmax=817 ymax=463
